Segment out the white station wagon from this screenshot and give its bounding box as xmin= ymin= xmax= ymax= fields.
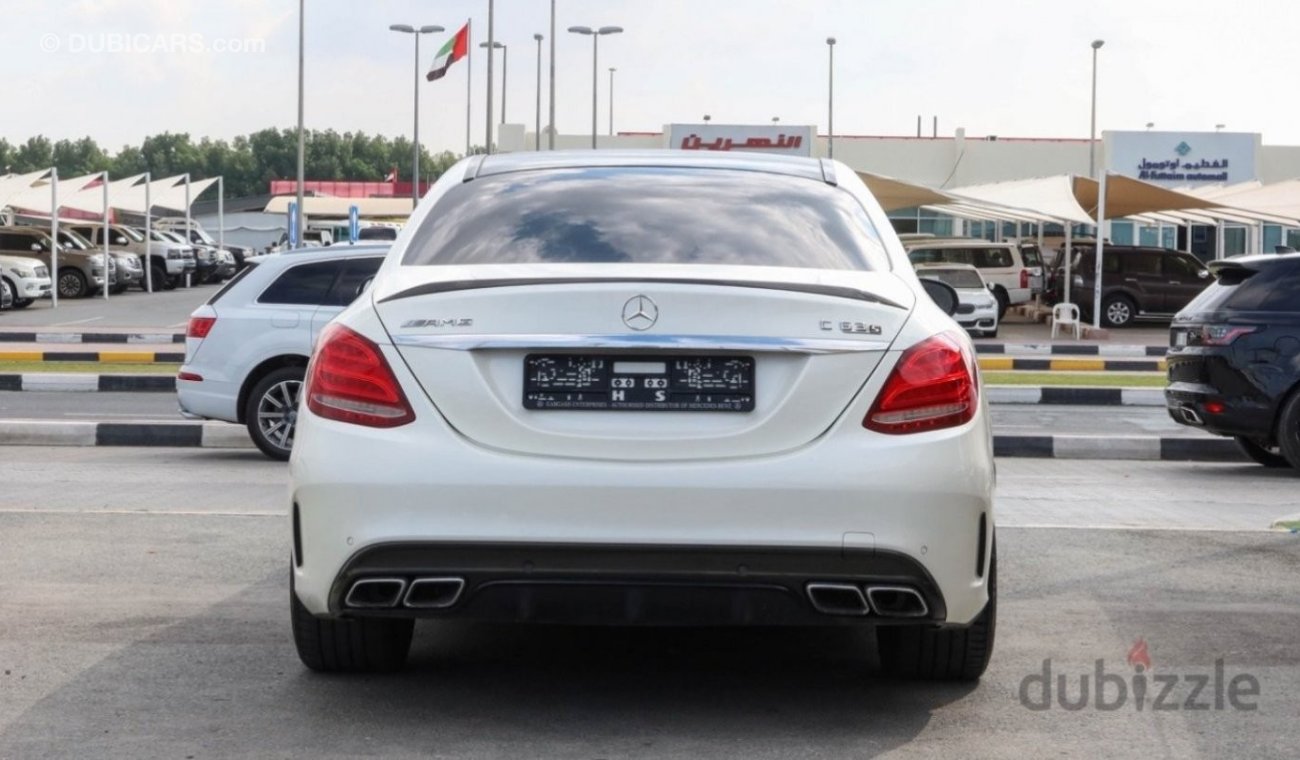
xmin=177 ymin=246 xmax=387 ymax=459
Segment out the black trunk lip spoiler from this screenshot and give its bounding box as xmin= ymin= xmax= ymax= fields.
xmin=378 ymin=276 xmax=907 ymax=310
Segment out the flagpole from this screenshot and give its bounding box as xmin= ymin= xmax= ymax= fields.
xmin=486 ymin=0 xmax=494 ymax=153
xmin=466 ymin=18 xmax=472 ymax=155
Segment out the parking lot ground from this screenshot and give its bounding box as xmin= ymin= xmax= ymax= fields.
xmin=0 ymin=284 xmax=216 ymax=329
xmin=977 ymin=315 xmax=1170 ymax=348
xmin=0 ymin=449 xmax=1297 ymax=758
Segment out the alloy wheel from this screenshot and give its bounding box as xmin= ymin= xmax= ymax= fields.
xmin=58 ymin=273 xmax=84 ymax=298
xmin=1106 ymin=300 xmax=1131 ymax=326
xmin=257 ymin=379 xmax=303 ymax=453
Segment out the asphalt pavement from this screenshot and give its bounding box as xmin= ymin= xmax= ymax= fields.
xmin=0 ymin=448 xmax=1296 ymax=758
xmin=0 ymin=283 xmax=216 ymax=328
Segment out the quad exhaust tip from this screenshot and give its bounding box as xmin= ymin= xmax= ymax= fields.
xmin=805 ymin=583 xmax=870 ymax=616
xmin=344 ymin=578 xmax=407 ymax=609
xmin=865 ymin=586 xmax=930 ymax=618
xmin=402 ymin=577 xmax=466 ymax=609
xmin=805 ymin=582 xmax=930 ymax=618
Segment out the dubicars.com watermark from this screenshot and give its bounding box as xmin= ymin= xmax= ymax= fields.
xmin=39 ymin=32 xmax=266 ymax=55
xmin=1018 ymin=638 xmax=1261 ymax=712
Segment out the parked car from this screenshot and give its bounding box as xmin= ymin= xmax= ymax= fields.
xmin=156 ymin=230 xmax=218 ymax=284
xmin=155 ymin=218 xmax=252 ymax=269
xmin=1052 ymin=244 xmax=1211 ymax=328
xmin=357 ymin=225 xmax=399 ymax=242
xmin=58 ymin=228 xmax=141 ymax=293
xmin=0 ymin=277 xmax=12 ymax=310
xmin=1166 ymin=253 xmax=1300 ymax=469
xmin=0 ymin=226 xmax=114 ymax=298
xmin=285 ymin=152 xmax=997 ymax=678
xmin=903 ymin=238 xmax=1043 ymax=319
xmin=177 ymin=245 xmax=389 ymax=460
xmin=69 ymin=224 xmax=180 ymax=292
xmin=0 ymin=253 xmax=52 ymax=308
xmin=134 ymin=228 xmax=197 ymax=288
xmin=914 ymin=263 xmax=1000 ymax=337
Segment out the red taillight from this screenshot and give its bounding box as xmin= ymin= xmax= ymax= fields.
xmin=1203 ymin=401 xmax=1225 ymax=415
xmin=178 ymin=371 xmax=203 ymax=382
xmin=1019 ymin=269 xmax=1030 ymax=289
xmin=187 ymin=316 xmax=216 ymax=339
xmin=306 ymin=324 xmax=414 ymax=428
xmin=864 ymin=332 xmax=977 ymax=434
xmin=1200 ymin=325 xmax=1257 ymax=346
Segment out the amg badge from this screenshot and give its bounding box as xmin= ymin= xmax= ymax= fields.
xmin=401 ymin=318 xmax=474 ymax=328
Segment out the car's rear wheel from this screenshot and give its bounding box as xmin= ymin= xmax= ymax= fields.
xmin=876 ymin=541 xmax=996 ymax=681
xmin=1235 ymin=436 xmax=1290 ymax=468
xmin=1275 ymin=391 xmax=1300 ymax=471
xmin=245 ymin=367 xmax=305 ymax=461
xmin=13 ymin=299 xmax=32 ymax=309
xmin=290 ymin=568 xmax=414 ymax=673
xmin=57 ymin=270 xmax=87 ymax=299
xmin=1102 ymin=294 xmax=1136 ymax=328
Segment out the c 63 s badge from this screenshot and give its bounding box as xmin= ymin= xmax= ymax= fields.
xmin=401 ymin=318 xmax=474 ymax=328
xmin=821 ymin=320 xmax=882 ymax=335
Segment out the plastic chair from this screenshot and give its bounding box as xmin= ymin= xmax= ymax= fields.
xmin=1051 ymin=302 xmax=1081 ymax=340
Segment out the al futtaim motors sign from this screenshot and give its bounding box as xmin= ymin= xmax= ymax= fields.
xmin=1105 ymin=130 xmax=1259 ymax=186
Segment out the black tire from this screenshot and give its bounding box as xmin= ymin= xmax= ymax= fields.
xmin=290 ymin=568 xmax=414 ymax=673
xmin=165 ymin=275 xmax=179 ymax=290
xmin=56 ymin=269 xmax=87 ymax=299
xmin=12 ymin=299 xmax=32 ymax=309
xmin=1 ymin=278 xmax=18 ymax=310
xmin=1101 ymin=293 xmax=1136 ymax=328
xmin=147 ymin=266 xmax=168 ymax=292
xmin=1276 ymin=391 xmax=1300 ymax=471
xmin=1234 ymin=437 xmax=1290 ymax=468
xmin=992 ymin=287 xmax=1009 ymax=320
xmin=245 ymin=366 xmax=305 ymax=461
xmin=877 ymin=541 xmax=996 ymax=681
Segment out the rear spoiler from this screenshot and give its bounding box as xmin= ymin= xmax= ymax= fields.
xmin=380 ymin=277 xmax=906 ymax=309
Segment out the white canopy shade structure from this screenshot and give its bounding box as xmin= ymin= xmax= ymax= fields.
xmin=3 ymin=172 xmax=104 ymax=215
xmin=153 ymin=176 xmax=219 ymax=212
xmin=103 ymin=174 xmax=188 ymax=214
xmin=56 ymin=173 xmax=148 ymax=215
xmin=0 ymin=170 xmax=52 ymax=212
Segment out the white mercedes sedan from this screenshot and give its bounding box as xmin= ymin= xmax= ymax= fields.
xmin=288 ymin=151 xmax=996 ymax=680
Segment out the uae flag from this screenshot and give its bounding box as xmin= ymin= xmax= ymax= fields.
xmin=426 ymin=23 xmax=469 ymax=81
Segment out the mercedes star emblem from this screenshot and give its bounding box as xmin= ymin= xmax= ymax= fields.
xmin=621 ymin=295 xmax=659 ymax=331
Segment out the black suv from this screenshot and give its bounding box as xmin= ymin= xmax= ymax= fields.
xmin=1051 ymin=245 xmax=1211 ymax=327
xmin=1166 ymin=254 xmax=1300 ymax=469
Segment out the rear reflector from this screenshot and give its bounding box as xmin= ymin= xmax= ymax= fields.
xmin=864 ymin=332 xmax=977 ymax=434
xmin=187 ymin=316 xmax=216 ymax=339
xmin=1020 ymin=269 xmax=1030 ymax=289
xmin=177 ymin=371 xmax=203 ymax=382
xmin=306 ymin=324 xmax=414 ymax=428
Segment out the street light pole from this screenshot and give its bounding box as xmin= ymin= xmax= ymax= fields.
xmin=548 ymin=0 xmax=556 ymax=149
xmin=568 ymin=26 xmax=623 ymax=149
xmin=480 ymin=41 xmax=508 ymax=125
xmin=826 ymin=37 xmax=836 ymax=159
xmin=608 ymin=67 xmax=615 ymax=136
xmin=1089 ymin=39 xmax=1104 ymax=178
xmin=389 ymin=24 xmax=444 ymax=202
xmin=534 ymin=34 xmax=544 ymax=150
xmin=296 ymin=0 xmax=305 ymax=247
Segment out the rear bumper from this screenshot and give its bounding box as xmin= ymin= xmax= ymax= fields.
xmin=1165 ymin=383 xmax=1275 ymax=439
xmin=319 ymin=541 xmax=950 ymax=626
xmin=290 ymin=394 xmax=996 ymax=626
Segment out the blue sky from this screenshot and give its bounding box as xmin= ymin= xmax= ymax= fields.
xmin=5 ymin=0 xmax=1299 ymax=153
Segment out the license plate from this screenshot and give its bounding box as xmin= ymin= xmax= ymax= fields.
xmin=524 ymin=354 xmax=755 ymax=412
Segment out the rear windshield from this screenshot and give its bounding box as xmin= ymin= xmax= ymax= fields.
xmin=402 ymin=167 xmax=888 ymax=270
xmin=919 ymin=268 xmax=984 ymax=289
xmin=1185 ymin=263 xmax=1300 ymax=314
xmin=908 ymin=246 xmax=1014 ymax=268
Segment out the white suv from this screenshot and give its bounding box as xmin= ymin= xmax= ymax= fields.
xmin=903 ymin=238 xmax=1044 ymax=318
xmin=177 ymin=246 xmax=387 ymax=459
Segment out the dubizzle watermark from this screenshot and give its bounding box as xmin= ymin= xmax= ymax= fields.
xmin=40 ymin=32 xmax=266 ymax=55
xmin=1018 ymin=638 xmax=1260 ymax=712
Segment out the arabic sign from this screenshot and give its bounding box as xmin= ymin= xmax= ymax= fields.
xmin=667 ymin=124 xmax=815 ymax=157
xmin=1105 ymin=131 xmax=1258 ymax=186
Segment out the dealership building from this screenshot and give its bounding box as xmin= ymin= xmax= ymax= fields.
xmin=498 ymin=124 xmax=1300 ymax=260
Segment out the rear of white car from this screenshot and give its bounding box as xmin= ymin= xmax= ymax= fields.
xmin=289 ymin=153 xmax=996 ymax=679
